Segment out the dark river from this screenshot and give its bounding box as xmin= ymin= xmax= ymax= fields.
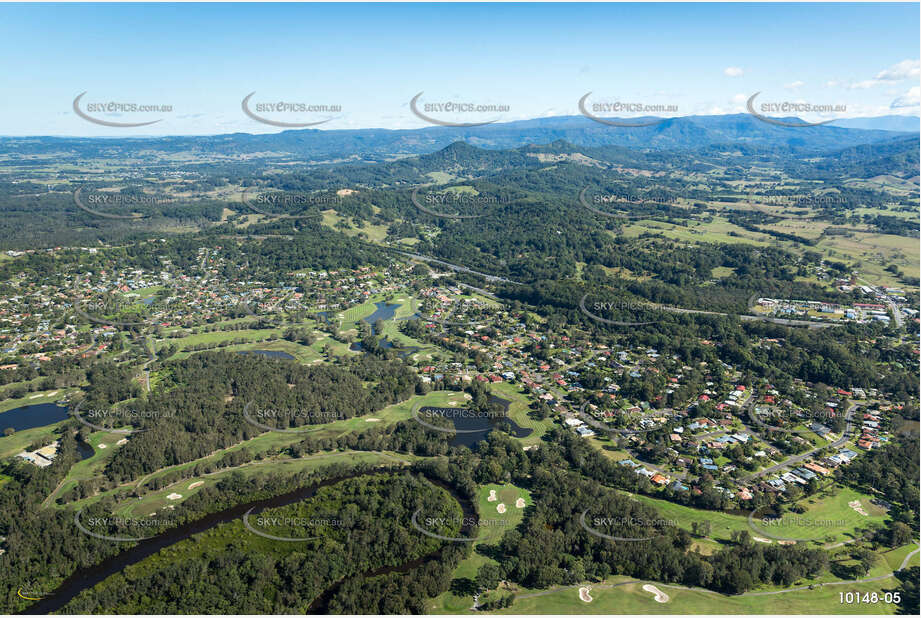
xmin=24 ymin=471 xmax=473 ymax=614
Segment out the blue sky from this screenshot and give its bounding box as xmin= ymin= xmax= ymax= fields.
xmin=0 ymin=2 xmax=918 ymax=136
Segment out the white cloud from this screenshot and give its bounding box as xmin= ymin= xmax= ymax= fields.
xmin=824 ymin=80 xmax=839 ymax=88
xmin=724 ymin=66 xmax=744 ymax=77
xmin=844 ymin=59 xmax=920 ymax=90
xmin=891 ymin=86 xmax=921 ymax=109
xmin=784 ymin=80 xmax=805 ymax=90
xmin=731 ymin=93 xmax=748 ymax=104
xmin=875 ymin=59 xmax=920 ymax=81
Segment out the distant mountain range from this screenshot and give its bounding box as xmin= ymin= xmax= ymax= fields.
xmin=1 ymin=114 xmax=918 ymax=163
xmin=829 ymin=115 xmax=920 ymax=132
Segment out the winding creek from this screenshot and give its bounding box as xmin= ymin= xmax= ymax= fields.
xmin=24 ymin=471 xmax=474 ymax=614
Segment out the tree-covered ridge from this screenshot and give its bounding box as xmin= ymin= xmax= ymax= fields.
xmin=80 ymin=351 xmax=421 ymax=482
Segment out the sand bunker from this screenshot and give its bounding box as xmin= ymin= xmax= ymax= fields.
xmin=116 ymin=438 xmax=128 ymax=446
xmin=97 ymin=443 xmax=107 ymax=449
xmin=848 ymin=500 xmax=869 ymax=516
xmin=166 ymin=493 xmax=182 ymax=501
xmin=487 ymin=489 xmax=497 ymax=502
xmin=515 ymin=498 xmax=526 ymax=508
xmin=578 ymin=587 xmax=593 ymax=602
xmin=365 ymin=418 xmax=381 ymax=422
xmin=752 ymin=536 xmax=773 ymax=544
xmin=642 ymin=584 xmax=669 ymax=603
xmin=496 ymin=503 xmax=507 ymax=514
xmin=188 ymin=481 xmax=204 ymax=489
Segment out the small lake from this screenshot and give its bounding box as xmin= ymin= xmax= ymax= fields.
xmin=77 ymin=440 xmax=95 ymax=460
xmin=419 ymin=395 xmax=532 ymax=449
xmin=237 ymin=350 xmax=295 ymax=360
xmin=363 ymin=302 xmax=401 ymax=334
xmin=0 ymin=402 xmax=69 ymax=433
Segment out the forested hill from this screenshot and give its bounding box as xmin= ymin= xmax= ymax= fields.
xmin=0 ymin=114 xmax=916 ymax=162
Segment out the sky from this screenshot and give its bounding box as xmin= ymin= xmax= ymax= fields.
xmin=0 ymin=2 xmax=918 ymax=136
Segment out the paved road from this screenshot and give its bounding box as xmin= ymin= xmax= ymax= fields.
xmin=395 ymin=251 xmax=522 ymax=285
xmin=743 ymin=402 xmax=858 ymax=481
xmin=857 ymin=277 xmax=903 ymax=329
xmin=654 ymin=304 xmax=840 ymax=329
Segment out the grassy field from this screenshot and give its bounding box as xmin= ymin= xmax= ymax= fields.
xmin=491 ymin=575 xmax=906 ymax=614
xmin=488 ymin=381 xmax=554 ymax=447
xmin=814 ymin=231 xmax=919 ymax=289
xmin=236 ymin=338 xmax=323 ymax=364
xmin=880 ymin=543 xmax=921 ymax=571
xmin=631 ymin=492 xmax=751 ymax=541
xmin=750 ymin=486 xmax=888 ymax=543
xmin=620 ymin=217 xmax=772 ymax=247
xmin=114 ymin=450 xmax=412 ymax=518
xmin=0 ymin=421 xmax=65 ymax=458
xmin=160 ymin=326 xmax=284 ymax=354
xmin=430 ymin=482 xmax=532 ymax=614
xmin=630 ymin=484 xmax=886 ymax=545
xmin=55 ymin=390 xmax=465 ymax=510
xmin=43 ymin=430 xmax=125 ymax=505
xmin=320 ymin=209 xmax=390 ymax=242
xmin=0 ymin=389 xmax=70 ymax=414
